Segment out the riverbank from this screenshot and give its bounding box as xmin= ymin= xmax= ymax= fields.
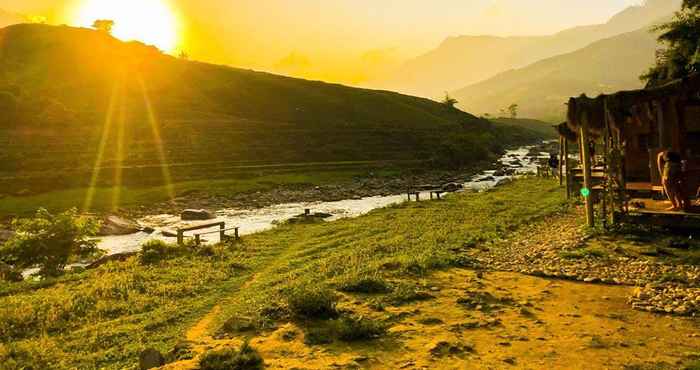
xmin=2 ymin=178 xmax=699 ymax=369
xmin=0 ymin=141 xmax=559 ymax=222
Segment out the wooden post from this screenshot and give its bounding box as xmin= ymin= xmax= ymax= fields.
xmin=220 ymin=223 xmax=225 ymax=242
xmin=195 ymin=234 xmax=201 ymax=246
xmin=234 ymin=227 xmax=240 ymax=240
xmin=177 ymin=229 xmax=184 ymax=245
xmin=564 ymin=138 xmax=571 ymax=199
xmin=559 ymin=137 xmax=564 ymax=186
xmin=580 ymin=124 xmax=595 ymax=227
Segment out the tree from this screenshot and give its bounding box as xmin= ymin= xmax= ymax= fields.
xmin=441 ymin=92 xmax=458 ymax=109
xmin=178 ymin=50 xmax=190 ymax=60
xmin=92 ymin=19 xmax=115 ymax=34
xmin=641 ymin=0 xmax=700 ymax=86
xmin=508 ymin=104 xmax=519 ymax=119
xmin=0 ymin=209 xmax=100 ymax=278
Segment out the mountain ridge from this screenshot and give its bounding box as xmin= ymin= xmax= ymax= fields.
xmin=372 ymin=0 xmax=678 ymax=98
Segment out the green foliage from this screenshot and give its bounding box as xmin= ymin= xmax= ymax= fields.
xmin=199 ymin=341 xmax=264 ymax=370
xmin=642 ymin=1 xmax=700 ymax=85
xmin=139 ymin=240 xmax=187 ymax=265
xmin=441 ymin=92 xmax=458 ymax=109
xmin=0 ymin=208 xmax=100 ymax=278
xmin=432 ymin=132 xmax=494 ymax=169
xmin=284 ymin=284 xmax=339 ymax=319
xmin=337 ymin=275 xmax=392 ymax=294
xmin=91 ymin=19 xmax=114 ymax=34
xmin=332 ymin=315 xmax=387 ymax=342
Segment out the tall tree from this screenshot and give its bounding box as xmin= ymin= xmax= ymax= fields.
xmin=508 ymin=104 xmax=519 ymax=119
xmin=642 ymin=0 xmax=700 ymax=86
xmin=441 ymin=92 xmax=458 ymax=109
xmin=92 ymin=19 xmax=115 ymax=34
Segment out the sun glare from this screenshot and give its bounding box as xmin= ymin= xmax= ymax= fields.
xmin=73 ymin=0 xmax=179 ymax=52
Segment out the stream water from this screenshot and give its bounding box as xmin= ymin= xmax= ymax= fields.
xmin=97 ymin=143 xmax=553 ymax=255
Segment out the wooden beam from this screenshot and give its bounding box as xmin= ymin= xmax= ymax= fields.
xmin=564 ymin=138 xmax=571 ymax=199
xmin=580 ymin=123 xmax=595 ymax=227
xmin=559 ymin=137 xmax=564 ymax=186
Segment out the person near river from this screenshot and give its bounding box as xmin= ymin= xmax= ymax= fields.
xmin=548 ymin=153 xmax=560 ymax=178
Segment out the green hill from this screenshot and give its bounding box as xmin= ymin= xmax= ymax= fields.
xmin=0 ymin=24 xmax=541 ymax=202
xmin=452 ymin=27 xmax=659 ymax=121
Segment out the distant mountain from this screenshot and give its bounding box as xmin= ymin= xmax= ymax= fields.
xmin=452 ymin=27 xmax=659 ymax=121
xmin=373 ymin=0 xmax=678 ymax=98
xmin=0 ymin=24 xmax=543 ymax=195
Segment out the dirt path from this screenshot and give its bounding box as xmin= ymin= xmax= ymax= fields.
xmin=214 ymin=270 xmax=699 ymax=369
xmin=162 ymin=209 xmax=700 ymax=369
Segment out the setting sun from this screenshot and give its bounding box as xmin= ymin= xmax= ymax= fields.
xmin=72 ymin=0 xmax=178 ymax=52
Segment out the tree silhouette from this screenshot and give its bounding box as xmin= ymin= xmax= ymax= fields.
xmin=441 ymin=92 xmax=458 ymax=109
xmin=642 ymin=0 xmax=700 ymax=86
xmin=508 ymin=104 xmax=519 ymax=119
xmin=92 ymin=19 xmax=115 ymax=34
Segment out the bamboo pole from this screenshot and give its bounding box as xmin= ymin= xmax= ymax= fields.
xmin=564 ymin=138 xmax=571 ymax=199
xmin=580 ymin=123 xmax=595 ymax=227
xmin=559 ymin=137 xmax=564 ymax=186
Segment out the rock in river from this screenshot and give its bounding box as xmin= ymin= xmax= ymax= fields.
xmin=99 ymin=216 xmax=141 ymax=236
xmin=180 ymin=209 xmax=216 ymax=221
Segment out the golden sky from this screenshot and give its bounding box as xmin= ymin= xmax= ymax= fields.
xmin=1 ymin=0 xmax=641 ymax=85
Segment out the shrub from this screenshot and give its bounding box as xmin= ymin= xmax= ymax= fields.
xmin=0 ymin=208 xmax=100 ymax=278
xmin=285 ymin=284 xmax=338 ymax=319
xmin=333 ymin=316 xmax=386 ymax=342
xmin=139 ymin=240 xmax=185 ymax=265
xmin=337 ymin=275 xmax=391 ymax=294
xmin=199 ymin=341 xmax=263 ymax=370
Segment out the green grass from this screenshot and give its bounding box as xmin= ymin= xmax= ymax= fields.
xmin=0 ymin=168 xmax=371 ymax=217
xmin=0 ymin=178 xmax=566 ymax=368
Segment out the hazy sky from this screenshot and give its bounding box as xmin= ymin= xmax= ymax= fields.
xmin=1 ymin=0 xmax=643 ymax=83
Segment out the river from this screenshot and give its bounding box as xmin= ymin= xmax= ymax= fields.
xmin=97 ymin=143 xmax=553 ymax=255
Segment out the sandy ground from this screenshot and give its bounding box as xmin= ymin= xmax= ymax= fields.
xmin=163 ymin=269 xmax=700 ymax=370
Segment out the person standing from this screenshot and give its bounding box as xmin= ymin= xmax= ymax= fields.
xmin=657 ymin=150 xmax=689 ymax=211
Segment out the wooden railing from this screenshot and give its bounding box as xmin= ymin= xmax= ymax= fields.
xmin=176 ymin=221 xmax=240 ymax=245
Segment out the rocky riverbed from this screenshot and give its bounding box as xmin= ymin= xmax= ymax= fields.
xmin=470 ymin=209 xmax=700 ymax=317
xmin=119 ymin=141 xmax=559 ymax=219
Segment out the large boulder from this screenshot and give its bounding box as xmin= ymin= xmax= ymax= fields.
xmin=139 ymin=348 xmax=165 ymax=370
xmin=180 ymin=209 xmax=215 ymax=221
xmin=442 ymin=183 xmax=463 ymax=192
xmin=99 ymin=216 xmax=141 ymax=236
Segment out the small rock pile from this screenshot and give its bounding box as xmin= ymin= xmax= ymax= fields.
xmin=470 ymin=211 xmax=700 ymax=316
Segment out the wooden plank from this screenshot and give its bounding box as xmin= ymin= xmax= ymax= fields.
xmin=178 ymin=221 xmax=225 ymax=233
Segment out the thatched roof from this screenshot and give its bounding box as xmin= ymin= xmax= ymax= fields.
xmin=555 ymin=122 xmax=577 ymax=142
xmin=566 ymin=73 xmax=700 ymax=136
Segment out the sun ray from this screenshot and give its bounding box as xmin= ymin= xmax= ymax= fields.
xmin=111 ymin=88 xmax=127 ymax=212
xmin=83 ymin=82 xmax=120 ymax=212
xmin=138 ymin=76 xmax=176 ymax=202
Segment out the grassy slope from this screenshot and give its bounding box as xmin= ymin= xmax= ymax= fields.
xmin=0 ymin=178 xmax=566 ymax=369
xmin=0 ymin=24 xmax=540 ymax=197
xmin=492 ymin=117 xmax=558 ymax=139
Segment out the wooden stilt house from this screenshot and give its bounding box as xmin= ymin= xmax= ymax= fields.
xmin=561 ymin=73 xmax=700 ymax=227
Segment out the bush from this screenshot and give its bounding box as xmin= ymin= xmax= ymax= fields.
xmin=199 ymin=341 xmax=263 ymax=370
xmin=285 ymin=284 xmax=338 ymax=319
xmin=337 ymin=275 xmax=392 ymax=294
xmin=139 ymin=240 xmax=186 ymax=265
xmin=333 ymin=316 xmax=386 ymax=342
xmin=0 ymin=208 xmax=100 ymax=278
